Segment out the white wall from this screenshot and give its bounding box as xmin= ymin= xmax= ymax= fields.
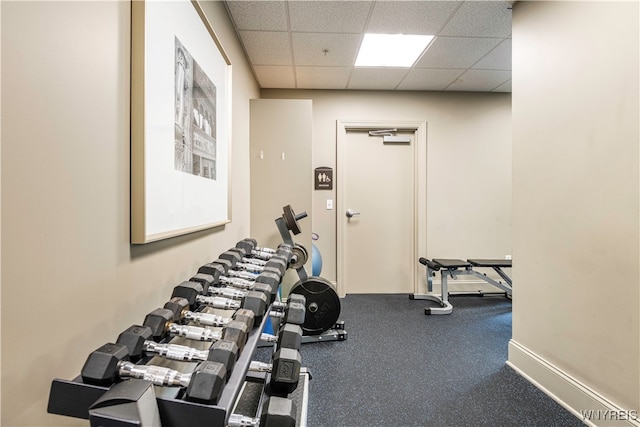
xmin=262 ymin=89 xmax=512 ymax=292
xmin=510 ymin=0 xmax=639 ymax=418
xmin=0 ymin=1 xmax=259 ymax=425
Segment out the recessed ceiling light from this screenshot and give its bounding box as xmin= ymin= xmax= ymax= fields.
xmin=355 ymin=33 xmax=434 ymax=67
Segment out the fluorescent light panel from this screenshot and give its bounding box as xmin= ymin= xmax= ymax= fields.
xmin=355 ymin=33 xmax=434 ymax=67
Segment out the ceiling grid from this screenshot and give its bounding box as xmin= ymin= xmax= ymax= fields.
xmin=224 ymin=0 xmax=512 ymax=92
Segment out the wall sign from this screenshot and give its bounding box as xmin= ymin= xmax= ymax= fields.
xmin=315 ymin=167 xmax=333 ymax=190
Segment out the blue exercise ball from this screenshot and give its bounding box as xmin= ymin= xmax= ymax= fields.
xmin=311 ymin=233 xmax=323 ymax=276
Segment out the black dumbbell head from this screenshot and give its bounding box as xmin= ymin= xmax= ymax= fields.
xmin=287 ymin=294 xmax=306 ymax=306
xmin=270 ymin=347 xmax=302 ymax=394
xmin=277 ymin=323 xmax=303 ymax=351
xmin=219 ymin=251 xmax=241 ymax=266
xmin=255 ymin=272 xmax=281 ymax=302
xmin=233 ymin=308 xmax=255 ymax=330
xmin=241 ymin=291 xmax=268 ymax=321
xmin=236 ymin=240 xmax=255 ymax=256
xmin=190 ymin=273 xmax=215 ymax=293
xmin=261 ymin=396 xmax=297 ymax=427
xmin=265 ymin=257 xmax=287 ymax=277
xmin=276 ymin=246 xmax=293 ymax=264
xmin=228 ymin=247 xmax=247 ymax=259
xmin=212 ymin=259 xmax=232 ymax=273
xmin=81 ymin=343 xmax=129 ymax=386
xmin=172 ymin=281 xmax=204 ymax=309
xmin=253 ymin=282 xmax=274 ymax=304
xmin=164 ymin=297 xmax=190 ymax=322
xmin=185 ymin=361 xmax=227 ymax=404
xmin=116 ymin=325 xmax=153 ymax=360
xmin=197 ymin=264 xmax=223 ymax=284
xmin=143 ymin=308 xmax=173 ymax=341
xmin=282 ymin=301 xmax=306 ymax=326
xmin=221 ymin=320 xmax=249 ymax=351
xmin=207 ymin=339 xmax=239 ymax=373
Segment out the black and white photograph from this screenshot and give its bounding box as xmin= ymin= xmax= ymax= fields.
xmin=174 ymin=36 xmax=217 ymax=181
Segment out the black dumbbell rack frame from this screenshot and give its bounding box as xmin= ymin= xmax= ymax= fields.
xmin=48 ymin=294 xmax=281 ymax=426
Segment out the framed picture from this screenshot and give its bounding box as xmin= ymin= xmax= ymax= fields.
xmin=131 ymin=0 xmax=232 ymax=244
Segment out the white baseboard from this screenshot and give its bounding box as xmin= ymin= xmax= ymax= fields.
xmin=508 ymin=340 xmax=640 ymax=427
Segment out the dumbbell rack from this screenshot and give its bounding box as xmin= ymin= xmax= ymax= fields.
xmin=48 ymin=242 xmax=309 ymax=427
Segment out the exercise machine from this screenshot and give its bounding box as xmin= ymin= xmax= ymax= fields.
xmin=411 ymin=258 xmax=512 ymax=315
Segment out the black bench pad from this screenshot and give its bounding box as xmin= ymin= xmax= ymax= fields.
xmin=467 ymin=259 xmax=512 ymax=268
xmin=418 ymin=257 xmax=441 ymax=270
xmin=432 ymin=259 xmax=470 ymax=269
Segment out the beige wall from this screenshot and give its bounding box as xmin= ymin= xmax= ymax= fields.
xmin=510 ymin=0 xmax=639 ymax=414
xmin=0 ymin=1 xmax=259 ymax=425
xmin=262 ymin=89 xmax=512 ymax=291
xmin=249 ymin=99 xmax=313 ymax=296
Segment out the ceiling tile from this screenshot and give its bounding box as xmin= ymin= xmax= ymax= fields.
xmin=440 ymin=1 xmax=512 ymax=38
xmin=239 ymin=31 xmax=292 ymax=65
xmin=492 ymin=79 xmax=512 ymax=93
xmin=445 ymin=69 xmax=512 ymax=92
xmin=288 ymin=1 xmax=372 ymax=33
xmin=473 ymin=38 xmax=511 ymax=70
xmin=367 ymin=1 xmax=462 ymax=35
xmin=292 ymin=33 xmax=361 ymax=66
xmin=253 ymin=65 xmax=296 ymax=88
xmin=416 ymin=36 xmax=502 ymax=69
xmin=397 ymin=68 xmax=465 ymax=91
xmin=225 ymin=1 xmax=288 ymax=31
xmin=296 ymin=67 xmax=351 ymax=89
xmin=348 ymin=68 xmax=409 ymax=90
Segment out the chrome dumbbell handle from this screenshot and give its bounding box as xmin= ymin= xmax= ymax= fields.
xmin=248 ymin=251 xmax=271 ymax=261
xmin=228 ymin=414 xmax=260 ymax=427
xmin=183 ymin=310 xmax=229 ymax=327
xmin=196 ymin=294 xmax=241 ymax=310
xmin=143 ymin=341 xmax=208 ymax=362
xmin=260 ymin=333 xmax=278 ymax=344
xmin=118 ymin=361 xmax=191 ymax=387
xmin=248 ymin=360 xmax=272 ymax=373
xmin=235 ymin=261 xmax=263 ymax=274
xmin=225 ymin=268 xmax=258 ymax=281
xmin=220 ymin=275 xmax=254 ymax=290
xmin=242 ymin=256 xmax=268 ymax=266
xmin=207 ymin=286 xmax=247 ymax=300
xmin=168 ymin=323 xmax=222 ymax=342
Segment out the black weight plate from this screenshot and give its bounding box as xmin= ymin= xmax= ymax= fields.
xmin=290 ymin=276 xmax=340 ymax=335
xmin=283 ymin=205 xmax=301 ymax=235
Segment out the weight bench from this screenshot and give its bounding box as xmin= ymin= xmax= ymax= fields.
xmin=410 ymin=258 xmax=512 ymax=315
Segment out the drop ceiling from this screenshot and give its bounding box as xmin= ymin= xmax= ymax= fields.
xmin=223 ymin=1 xmax=512 ymax=92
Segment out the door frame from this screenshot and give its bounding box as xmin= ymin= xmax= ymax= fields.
xmin=336 ymin=120 xmax=427 ymax=297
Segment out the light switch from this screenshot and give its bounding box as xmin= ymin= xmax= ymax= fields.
xmin=326 ymin=199 xmax=333 ymax=210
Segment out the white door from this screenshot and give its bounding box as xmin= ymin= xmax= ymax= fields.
xmin=337 ymin=121 xmax=427 ymax=295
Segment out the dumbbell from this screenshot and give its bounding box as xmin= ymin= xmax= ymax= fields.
xmin=193 ymin=270 xmax=303 ymax=316
xmin=117 ymin=324 xmax=238 ymax=372
xmin=80 ymin=342 xmax=226 ymax=404
xmin=236 ymin=238 xmax=290 ymax=261
xmin=143 ymin=306 xmax=249 ymax=350
xmin=248 ymin=347 xmax=302 ymax=394
xmin=228 ymin=395 xmax=297 ymax=427
xmin=117 ymin=323 xmax=302 ymax=391
xmin=162 ymin=296 xmax=249 ymax=329
xmin=260 ymin=323 xmax=304 ymax=352
xmin=196 ymin=264 xmax=279 ymax=303
xmin=172 ymin=281 xmax=270 ymax=324
xmin=218 ymin=250 xmax=289 ymax=278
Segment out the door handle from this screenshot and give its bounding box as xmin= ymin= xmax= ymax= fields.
xmin=346 ymin=209 xmax=360 ymax=218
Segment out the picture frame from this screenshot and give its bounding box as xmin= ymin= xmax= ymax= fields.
xmin=131 ymin=0 xmax=232 ymax=244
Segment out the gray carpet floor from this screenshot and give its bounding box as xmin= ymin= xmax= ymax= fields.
xmin=289 ymin=294 xmax=584 ymax=427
